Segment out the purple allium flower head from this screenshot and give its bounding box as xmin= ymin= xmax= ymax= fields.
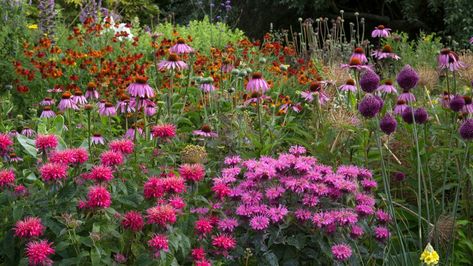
xmin=359 ymin=70 xmax=380 ymax=93
xmin=401 ymin=107 xmax=414 ymax=124
xmin=396 ymin=65 xmax=419 ymax=90
xmin=449 ymin=95 xmax=465 ymax=112
xmin=379 ymin=113 xmax=397 ymax=135
xmin=393 ymin=171 xmax=406 ymax=181
xmin=459 ymin=119 xmax=473 ymax=140
xmin=358 ymin=94 xmax=383 ymax=118
xmin=414 ymin=108 xmax=429 ymax=124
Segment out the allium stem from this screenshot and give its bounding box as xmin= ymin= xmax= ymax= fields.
xmin=374 ymin=116 xmax=409 ymax=265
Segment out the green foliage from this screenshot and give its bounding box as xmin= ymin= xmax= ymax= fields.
xmin=156 ymin=17 xmax=244 ymax=50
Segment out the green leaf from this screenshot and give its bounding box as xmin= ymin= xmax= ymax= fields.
xmin=16 ymin=134 xmax=37 ymax=158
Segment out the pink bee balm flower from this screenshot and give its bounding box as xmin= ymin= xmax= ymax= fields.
xmin=350 ymin=47 xmax=368 ymax=64
xmin=49 ymin=149 xmax=76 ymax=165
xmin=0 ymin=169 xmax=15 ymax=187
xmin=158 ymin=53 xmax=188 ymax=71
xmin=85 ymin=185 xmax=111 ymax=208
xmin=211 ymin=234 xmax=236 ymax=250
xmin=25 ymin=240 xmax=55 ymax=266
xmin=218 ymin=218 xmax=238 ymax=232
xmin=127 ymin=76 xmax=155 ymax=98
xmin=371 ymin=25 xmax=391 ymax=38
xmin=143 ymin=177 xmax=165 ymax=199
xmin=246 ymin=72 xmax=270 ymax=94
xmin=100 ymin=150 xmax=124 ymax=166
xmin=170 ymin=38 xmax=194 ymax=54
xmin=146 ymin=204 xmax=177 ymax=226
xmin=39 ymin=163 xmax=68 ymax=182
xmin=195 ymin=218 xmax=214 ymax=235
xmin=88 ymin=165 xmax=114 ymax=182
xmin=249 ymin=215 xmax=270 ymax=230
xmin=151 ymin=124 xmax=176 ymax=139
xmin=35 ymin=134 xmax=58 ymax=150
xmin=192 ymin=247 xmax=206 ymax=261
xmin=331 ymin=243 xmax=352 ymax=261
xmin=58 ymin=91 xmax=79 ymax=111
xmin=169 ymin=196 xmax=186 ymax=209
xmin=121 ymin=211 xmax=144 ymax=232
xmin=148 ymin=234 xmax=169 ymax=255
xmin=14 ymin=217 xmax=45 ymax=238
xmin=0 ymin=133 xmax=13 ymax=153
xmin=193 ymin=125 xmax=218 ymax=138
xmin=339 ymin=79 xmax=357 ymax=92
xmin=109 ymin=139 xmax=134 ymax=154
xmin=71 ymin=148 xmax=89 ymax=164
xmin=179 ymin=163 xmax=205 ymax=182
xmin=374 ymin=226 xmax=390 ymax=241
xmin=377 ymin=79 xmax=397 ymax=94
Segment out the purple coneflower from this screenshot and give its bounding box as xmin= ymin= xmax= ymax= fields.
xmin=372 ymin=44 xmax=400 ymax=60
xmin=85 ymin=82 xmax=100 ymax=99
xmin=440 ymin=91 xmax=453 ymax=108
xmin=221 ymin=59 xmax=234 ymax=73
xmin=21 ymin=127 xmax=35 ymax=137
xmin=72 ymin=90 xmax=87 ymax=105
xmin=199 ymin=80 xmax=216 ymax=93
xmin=438 ymin=48 xmax=466 ymax=71
xmin=145 ymin=103 xmax=156 ymax=116
xmin=377 ymin=80 xmax=397 ymax=94
xmin=127 ymin=76 xmax=155 ymax=98
xmin=371 ymin=25 xmax=391 ymax=38
xmin=393 ymin=100 xmax=408 ymax=115
xmin=360 ymin=69 xmax=380 ymax=93
xmin=341 ymin=57 xmax=371 ymax=71
xmin=170 ymin=38 xmax=194 ymax=54
xmin=40 ymin=106 xmax=56 ymax=118
xmin=244 ymin=93 xmax=271 ymax=106
xmin=91 ymin=133 xmax=105 ymax=145
xmin=193 ymin=125 xmax=218 ymax=138
xmin=462 ymin=96 xmax=473 ymax=113
xmin=58 ymin=91 xmax=79 ymax=111
xmin=300 ymin=81 xmax=329 ymax=104
xmin=116 ymin=95 xmax=135 ymax=113
xmin=40 ymin=97 xmax=54 ymax=106
xmin=9 ymin=152 xmax=23 ymax=162
xmin=125 ymin=126 xmax=143 ymax=139
xmin=470 ymin=37 xmax=473 ymax=44
xmin=158 ymin=53 xmax=188 ymax=71
xmin=99 ymin=102 xmax=116 ymax=116
xmin=339 ymin=79 xmax=357 ymax=92
xmin=246 ymin=72 xmax=270 ymax=94
xmin=350 ymin=47 xmax=368 ymax=64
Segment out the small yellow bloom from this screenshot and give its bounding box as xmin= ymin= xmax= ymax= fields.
xmin=420 ymin=243 xmax=439 ymax=265
xmin=27 ymin=24 xmax=38 ymax=30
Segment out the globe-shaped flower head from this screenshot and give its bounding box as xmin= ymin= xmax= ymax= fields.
xmin=358 ymin=94 xmax=383 ymax=118
xmin=459 ymin=119 xmax=473 ymax=140
xmin=379 ymin=113 xmax=397 ymax=135
xmin=360 ymin=70 xmax=380 ymax=93
xmin=396 ymin=65 xmax=419 ymax=91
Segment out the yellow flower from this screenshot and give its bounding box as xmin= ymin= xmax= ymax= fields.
xmin=27 ymin=24 xmax=38 ymax=30
xmin=420 ymin=243 xmax=439 ymax=265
